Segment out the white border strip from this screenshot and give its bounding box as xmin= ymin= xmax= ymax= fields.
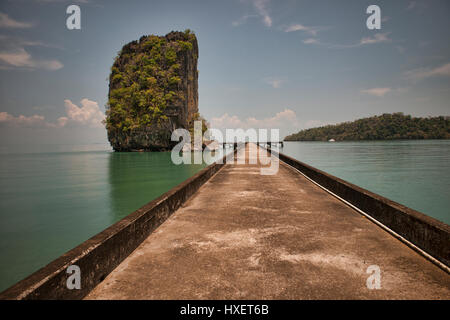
xmin=281 ymin=159 xmax=450 ymax=274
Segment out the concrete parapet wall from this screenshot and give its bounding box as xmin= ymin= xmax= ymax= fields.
xmin=0 ymin=149 xmax=236 ymax=300
xmin=273 ymin=149 xmax=450 ymax=268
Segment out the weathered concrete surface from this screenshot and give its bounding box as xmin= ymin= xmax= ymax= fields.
xmin=86 ymin=144 xmax=450 ymax=299
xmin=274 ymin=148 xmax=450 ymax=267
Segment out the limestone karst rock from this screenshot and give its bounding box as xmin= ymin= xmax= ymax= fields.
xmin=105 ymin=30 xmax=198 ymax=151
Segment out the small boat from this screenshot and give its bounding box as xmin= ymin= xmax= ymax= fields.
xmin=328 ymin=138 xmax=335 ymax=142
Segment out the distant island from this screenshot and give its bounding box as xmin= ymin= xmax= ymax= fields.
xmin=284 ymin=113 xmax=450 ymax=141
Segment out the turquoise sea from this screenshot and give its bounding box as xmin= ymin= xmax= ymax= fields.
xmin=280 ymin=140 xmax=450 ymax=225
xmin=0 ymin=145 xmax=212 ymax=292
xmin=0 ymin=140 xmax=449 ymax=291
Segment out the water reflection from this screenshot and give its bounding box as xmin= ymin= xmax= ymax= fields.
xmin=107 ymin=151 xmax=207 ymax=223
xmin=0 ymin=149 xmax=212 ymax=292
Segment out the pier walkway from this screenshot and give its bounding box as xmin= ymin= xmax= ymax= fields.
xmin=86 ymin=143 xmax=449 ymax=299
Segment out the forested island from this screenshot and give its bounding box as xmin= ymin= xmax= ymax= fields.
xmin=284 ymin=113 xmax=450 ymax=141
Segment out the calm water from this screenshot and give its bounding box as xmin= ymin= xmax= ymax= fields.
xmin=0 ymin=140 xmax=449 ymax=291
xmin=280 ymin=140 xmax=450 ymax=225
xmin=0 ymin=146 xmax=218 ymax=291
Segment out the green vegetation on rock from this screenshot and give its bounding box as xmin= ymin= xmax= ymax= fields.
xmin=188 ymin=112 xmax=209 ymax=139
xmin=105 ymin=30 xmax=200 ymax=151
xmin=285 ymin=113 xmax=450 ymax=141
xmin=105 ymin=30 xmax=196 ymax=133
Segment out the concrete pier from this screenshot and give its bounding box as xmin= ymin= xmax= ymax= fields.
xmin=86 ymin=143 xmax=449 ymax=300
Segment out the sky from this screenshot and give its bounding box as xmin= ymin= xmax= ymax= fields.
xmin=0 ymin=0 xmax=449 ymax=148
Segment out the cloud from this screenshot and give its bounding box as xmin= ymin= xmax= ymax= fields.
xmin=361 ymin=88 xmax=392 ymax=97
xmin=0 ymin=99 xmax=105 ymax=128
xmin=0 ymin=36 xmax=63 ymax=71
xmin=60 ymin=99 xmax=105 ymax=128
xmin=232 ymin=14 xmax=258 ymax=27
xmin=210 ymin=109 xmax=299 ymax=132
xmin=0 ymin=112 xmax=50 ymax=127
xmin=405 ymin=63 xmax=450 ymax=81
xmin=232 ymin=0 xmax=271 ymax=27
xmin=0 ymin=48 xmax=63 ymax=70
xmin=0 ymin=12 xmax=33 ymax=28
xmin=210 ymin=114 xmax=243 ymax=129
xmin=284 ymin=24 xmax=321 ymax=36
xmin=303 ymin=38 xmax=319 ymax=45
xmin=359 ymin=33 xmax=391 ymax=45
xmin=209 ymin=110 xmax=338 ymax=138
xmin=252 ymin=0 xmax=272 ymax=27
xmin=264 ymin=77 xmax=283 ymax=88
xmin=302 ymin=33 xmax=391 ymax=48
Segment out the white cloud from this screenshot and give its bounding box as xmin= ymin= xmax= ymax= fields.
xmin=61 ymin=99 xmax=105 ymax=128
xmin=210 ymin=109 xmax=299 ymax=131
xmin=210 ymin=114 xmax=243 ymax=129
xmin=0 ymin=47 xmax=63 ymax=70
xmin=0 ymin=36 xmax=63 ymax=71
xmin=232 ymin=14 xmax=258 ymax=27
xmin=302 ymin=33 xmax=391 ymax=49
xmin=303 ymin=38 xmax=319 ymax=45
xmin=405 ymin=63 xmax=450 ymax=81
xmin=233 ymin=0 xmax=271 ymax=27
xmin=359 ymin=33 xmax=391 ymax=45
xmin=264 ymin=77 xmax=283 ymax=88
xmin=361 ymin=88 xmax=392 ymax=97
xmin=0 ymin=112 xmax=50 ymax=127
xmin=333 ymin=33 xmax=391 ymax=48
xmin=0 ymin=99 xmax=105 ymax=128
xmin=252 ymin=0 xmax=272 ymax=27
xmin=284 ymin=24 xmax=320 ymax=36
xmin=0 ymin=12 xmax=33 ymax=28
xmin=209 ymin=110 xmax=338 ymax=138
